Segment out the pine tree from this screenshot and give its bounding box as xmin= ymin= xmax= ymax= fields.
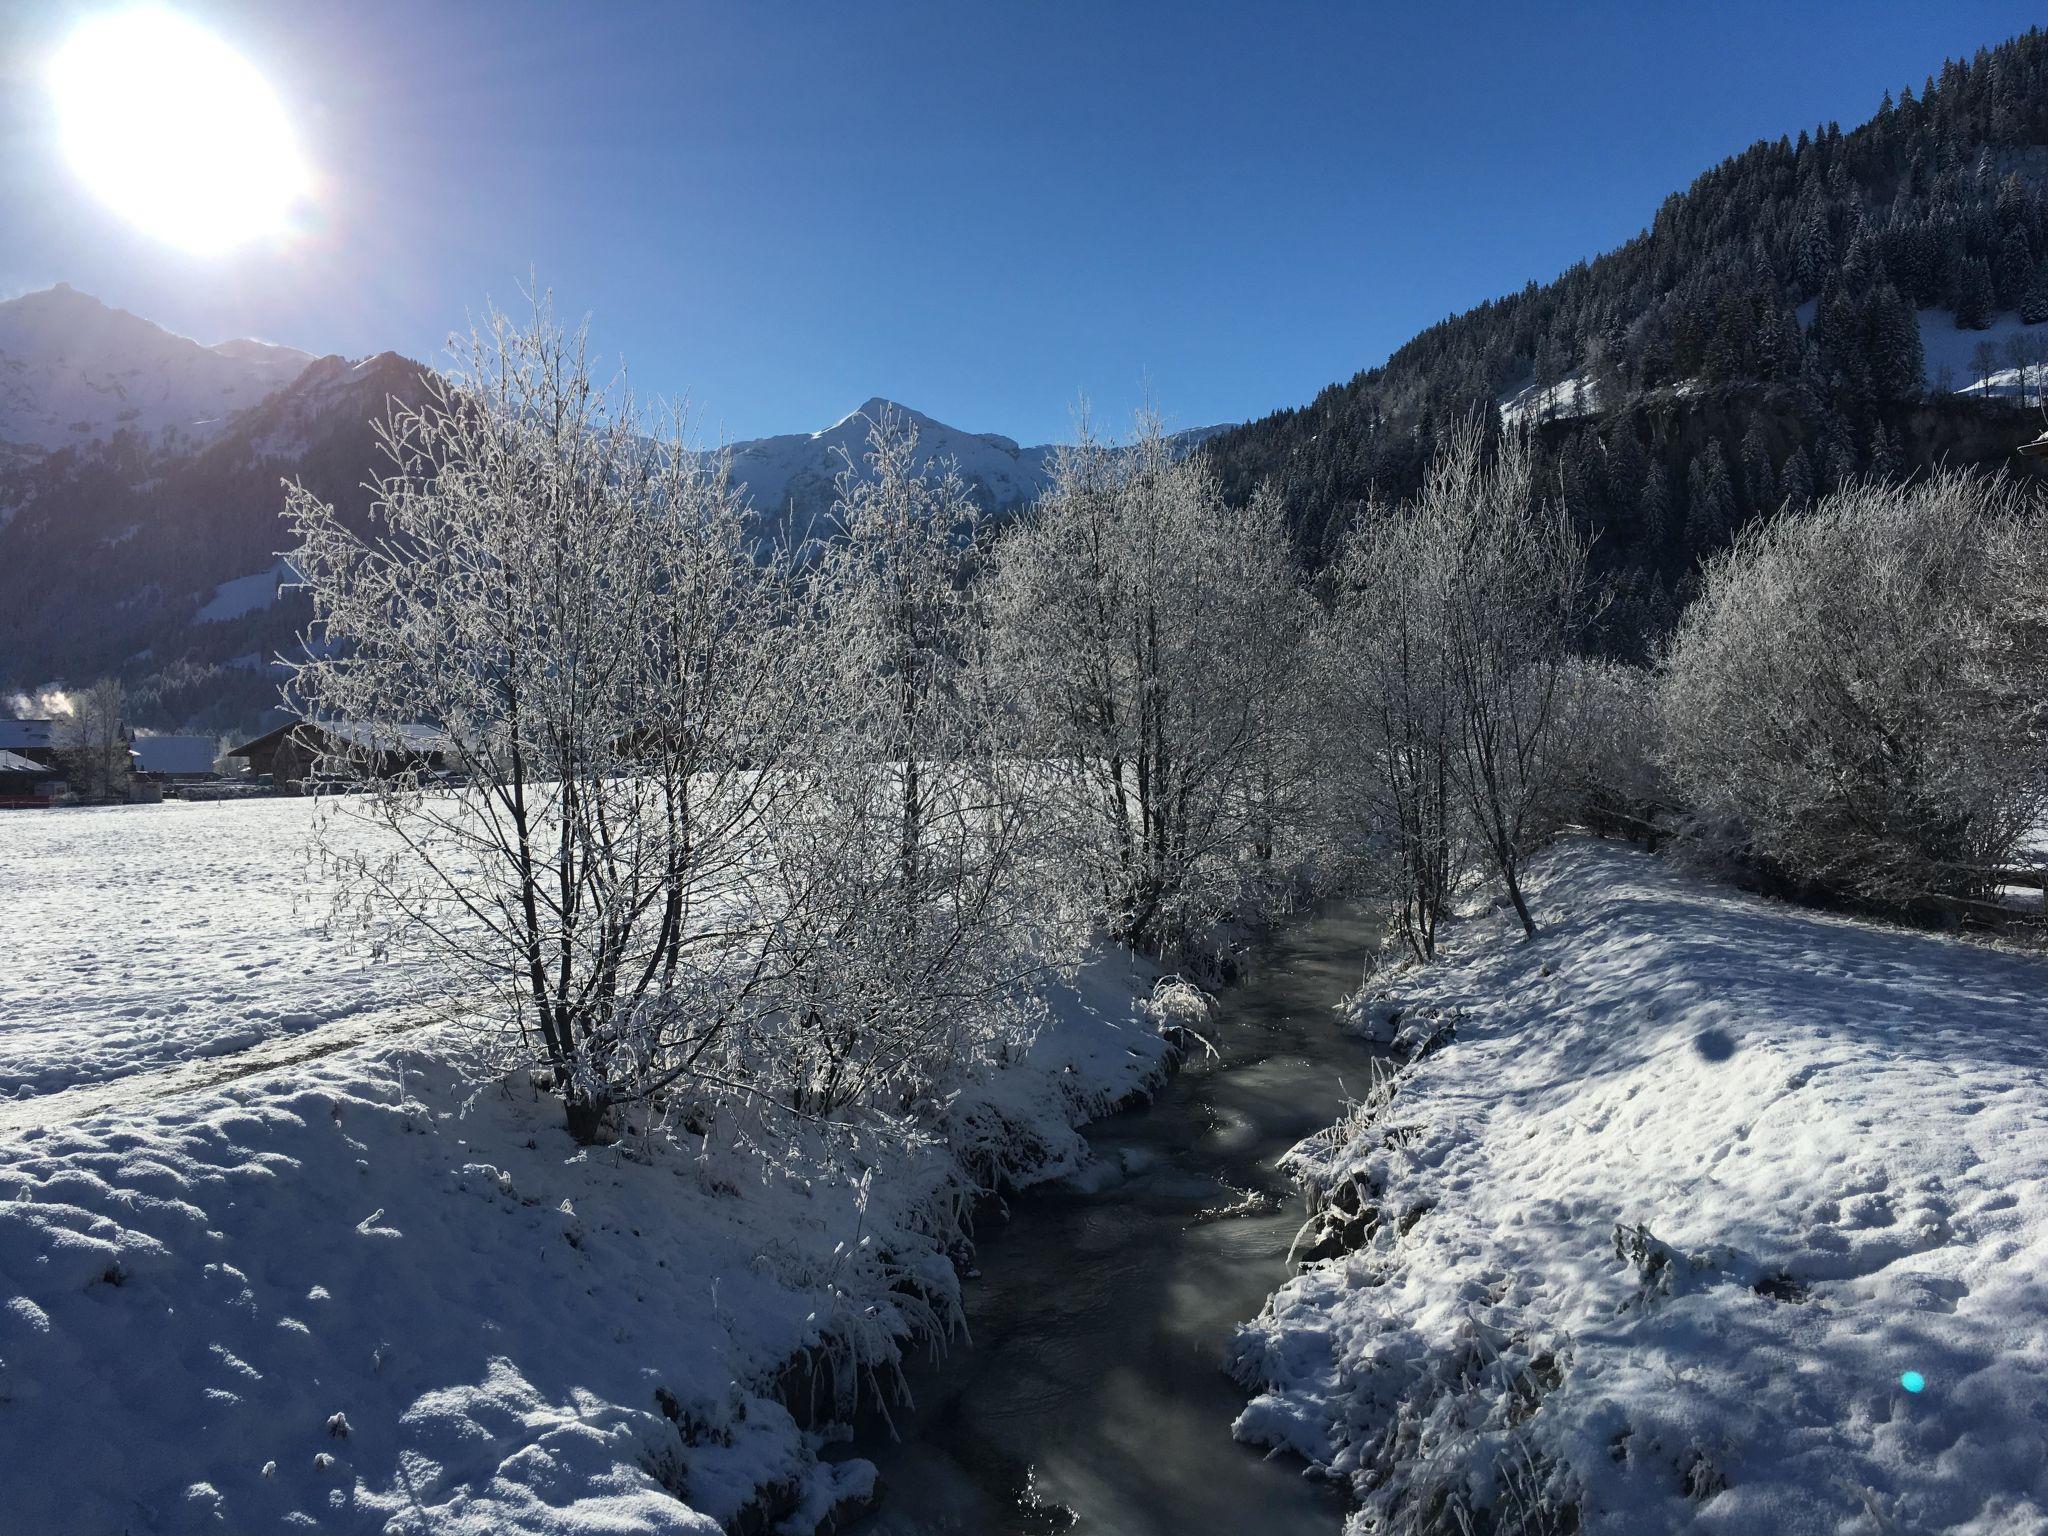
xmin=1954 ymin=256 xmax=1996 ymax=329
xmin=2021 ymin=263 xmax=2048 ymax=324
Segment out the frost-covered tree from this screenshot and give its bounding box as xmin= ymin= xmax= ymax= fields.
xmin=283 ymin=300 xmax=804 ymax=1141
xmin=1661 ymin=470 xmax=2048 ymax=910
xmin=1327 ymin=500 xmax=1464 ymax=962
xmin=1429 ymin=427 xmax=1592 ymax=936
xmin=55 ymin=677 xmax=130 ymax=802
xmin=758 ymin=409 xmax=1060 ymax=1118
xmin=987 ymin=412 xmax=1312 ymax=957
xmin=1327 ymin=427 xmax=1592 ymax=945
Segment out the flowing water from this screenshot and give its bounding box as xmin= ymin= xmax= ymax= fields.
xmin=845 ymin=903 xmax=1387 ymax=1535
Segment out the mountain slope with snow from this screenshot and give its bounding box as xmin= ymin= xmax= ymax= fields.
xmin=0 ymin=284 xmax=314 ymax=457
xmin=0 ymin=287 xmax=1233 ymax=731
xmin=716 ymin=397 xmax=1231 ymax=537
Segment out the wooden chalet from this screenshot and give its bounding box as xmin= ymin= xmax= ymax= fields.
xmin=229 ymin=719 xmax=449 ymax=788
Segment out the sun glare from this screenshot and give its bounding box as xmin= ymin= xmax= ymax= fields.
xmin=49 ymin=9 xmax=311 ymax=255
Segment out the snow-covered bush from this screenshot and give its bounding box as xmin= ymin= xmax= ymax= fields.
xmin=1660 ymin=469 xmax=2048 ymax=911
xmin=751 ymin=409 xmax=1065 ymax=1120
xmin=1544 ymin=656 xmax=1667 ymax=842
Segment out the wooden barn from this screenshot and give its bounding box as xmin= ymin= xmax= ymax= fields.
xmin=133 ymin=735 xmax=220 ymax=784
xmin=0 ymin=747 xmax=60 ymax=808
xmin=229 ymin=719 xmax=448 ymax=789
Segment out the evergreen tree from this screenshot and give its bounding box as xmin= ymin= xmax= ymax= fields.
xmin=2020 ymin=262 xmax=2048 ymax=323
xmin=1954 ymin=256 xmax=1996 ymax=328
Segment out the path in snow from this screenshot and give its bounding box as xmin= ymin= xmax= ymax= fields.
xmin=0 ymin=1000 xmax=439 ymax=1136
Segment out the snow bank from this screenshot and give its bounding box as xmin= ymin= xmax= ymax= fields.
xmin=0 ymin=801 xmax=1175 ymax=1532
xmin=1233 ymin=839 xmax=2048 ymax=1534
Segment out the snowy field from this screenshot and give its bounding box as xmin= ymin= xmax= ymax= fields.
xmin=0 ymin=799 xmax=439 ymax=1103
xmin=1234 ymin=839 xmax=2048 ymax=1535
xmin=0 ymin=799 xmax=1175 ymax=1533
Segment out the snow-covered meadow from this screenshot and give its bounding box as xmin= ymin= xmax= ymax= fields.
xmin=0 ymin=799 xmax=439 ymax=1105
xmin=1233 ymin=839 xmax=2048 ymax=1534
xmin=0 ymin=798 xmax=1176 ymax=1533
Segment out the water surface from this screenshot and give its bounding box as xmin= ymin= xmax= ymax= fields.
xmin=847 ymin=903 xmax=1385 ymax=1534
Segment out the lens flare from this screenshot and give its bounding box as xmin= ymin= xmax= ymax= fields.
xmin=48 ymin=9 xmax=311 ymax=254
xmin=1900 ymin=1370 xmax=1926 ymax=1393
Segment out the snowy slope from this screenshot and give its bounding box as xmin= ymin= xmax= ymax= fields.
xmin=0 ymin=284 xmax=314 ymax=455
xmin=0 ymin=797 xmax=1177 ymax=1534
xmin=1234 ymin=839 xmax=2048 ymax=1534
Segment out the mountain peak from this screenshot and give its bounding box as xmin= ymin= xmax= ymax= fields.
xmin=818 ymin=396 xmax=941 ymax=439
xmin=0 ymin=284 xmax=315 ymax=454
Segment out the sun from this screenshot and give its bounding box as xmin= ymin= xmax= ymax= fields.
xmin=49 ymin=9 xmax=311 ymax=255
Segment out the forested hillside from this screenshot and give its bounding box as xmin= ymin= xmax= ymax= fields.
xmin=0 ymin=351 xmax=429 ymax=734
xmin=1207 ymin=29 xmax=2048 ymax=651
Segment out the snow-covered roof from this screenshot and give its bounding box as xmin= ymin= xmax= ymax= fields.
xmin=0 ymin=748 xmax=44 ymax=774
xmin=0 ymin=718 xmax=55 ymax=751
xmin=133 ymin=735 xmax=218 ymax=775
xmin=317 ymin=721 xmax=448 ymax=754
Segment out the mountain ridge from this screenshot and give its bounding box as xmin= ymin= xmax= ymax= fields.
xmin=0 ymin=286 xmax=1233 ymax=732
xmin=1202 ymin=27 xmax=2048 ymax=647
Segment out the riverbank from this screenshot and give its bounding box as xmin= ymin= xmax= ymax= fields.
xmin=1232 ymin=838 xmax=2048 ymax=1534
xmin=0 ymin=799 xmax=1178 ymax=1534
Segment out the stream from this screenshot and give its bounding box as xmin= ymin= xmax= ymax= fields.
xmin=844 ymin=902 xmax=1387 ymax=1535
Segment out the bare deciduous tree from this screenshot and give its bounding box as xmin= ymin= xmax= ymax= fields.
xmin=758 ymin=409 xmax=1060 ymax=1118
xmin=56 ymin=678 xmax=130 ymax=802
xmin=1329 ymin=426 xmax=1592 ymax=949
xmin=284 ymin=299 xmax=803 ymax=1142
xmin=986 ymin=411 xmax=1313 ymax=958
xmin=1328 ymin=499 xmax=1464 ymax=962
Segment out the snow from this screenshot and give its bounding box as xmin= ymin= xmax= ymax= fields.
xmin=0 ymin=718 xmax=56 ymax=753
xmin=0 ymin=801 xmax=443 ymax=1100
xmin=0 ymin=284 xmax=312 ymax=454
xmin=1499 ymin=374 xmax=1601 ymax=427
xmin=0 ymin=797 xmax=1175 ymax=1533
xmin=195 ymin=564 xmax=286 ymax=623
xmin=1232 ymin=838 xmax=2048 ymax=1533
xmin=1916 ymin=308 xmax=2044 ymax=396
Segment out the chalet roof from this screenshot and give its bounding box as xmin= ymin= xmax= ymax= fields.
xmin=133 ymin=735 xmax=218 ymax=775
xmin=0 ymin=748 xmax=44 ymax=774
xmin=0 ymin=719 xmax=55 ymax=751
xmin=321 ymin=720 xmax=448 ymax=754
xmin=229 ymin=718 xmax=447 ymax=758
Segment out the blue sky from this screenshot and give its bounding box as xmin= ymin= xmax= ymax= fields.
xmin=3 ymin=1 xmax=2043 ymax=444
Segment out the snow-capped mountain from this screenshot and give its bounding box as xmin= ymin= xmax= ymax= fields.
xmin=721 ymin=397 xmax=1055 ymax=535
xmin=0 ymin=287 xmax=1236 ymax=732
xmin=718 ymin=397 xmax=1233 ymax=536
xmin=0 ymin=284 xmax=314 ymax=459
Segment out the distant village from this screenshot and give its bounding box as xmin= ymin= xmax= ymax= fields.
xmin=0 ymin=712 xmax=447 ymax=809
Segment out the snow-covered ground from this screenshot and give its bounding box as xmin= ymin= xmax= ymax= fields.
xmin=0 ymin=798 xmax=1176 ymax=1533
xmin=1233 ymin=839 xmax=2048 ymax=1534
xmin=0 ymin=799 xmax=440 ymax=1102
xmin=1498 ymin=375 xmax=1600 ymax=427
